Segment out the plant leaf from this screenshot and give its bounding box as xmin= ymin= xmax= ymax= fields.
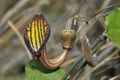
xmin=105 ymin=8 xmax=120 ymax=48
xmin=25 ymin=59 xmax=69 ymax=80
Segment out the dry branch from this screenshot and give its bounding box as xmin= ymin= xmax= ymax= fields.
xmin=81 ymin=49 xmax=120 ymax=80
xmin=7 ymin=20 xmax=32 ymax=60
xmin=0 ymin=0 xmax=29 ymax=29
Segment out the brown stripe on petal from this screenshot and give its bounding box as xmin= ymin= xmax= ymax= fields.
xmin=41 ymin=18 xmax=44 ymax=42
xmin=32 ymin=21 xmax=37 ymax=51
xmin=43 ymin=19 xmax=47 ymax=35
xmin=29 ymin=22 xmax=34 ymax=49
xmin=39 ymin=18 xmax=42 ymax=46
xmin=34 ymin=20 xmax=38 ymax=50
xmin=36 ymin=19 xmax=40 ymax=51
xmin=38 ymin=18 xmax=41 ymax=47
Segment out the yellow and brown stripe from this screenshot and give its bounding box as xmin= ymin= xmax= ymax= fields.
xmin=24 ymin=14 xmax=50 ymax=55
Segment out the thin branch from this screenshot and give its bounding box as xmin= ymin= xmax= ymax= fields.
xmin=109 ymin=74 xmax=120 ymax=80
xmin=72 ymin=61 xmax=87 ymax=80
xmin=81 ymin=49 xmax=120 ymax=80
xmin=7 ymin=20 xmax=33 ymax=60
xmin=62 ymin=56 xmax=84 ymax=80
xmin=0 ymin=0 xmax=29 ymax=29
xmin=60 ymin=56 xmax=79 ymax=67
xmin=100 ymin=42 xmax=114 ymax=51
xmin=108 ymin=56 xmax=120 ymax=61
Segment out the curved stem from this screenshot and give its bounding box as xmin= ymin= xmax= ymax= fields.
xmin=37 ymin=30 xmax=76 ymax=69
xmin=37 ymin=48 xmax=69 ymax=69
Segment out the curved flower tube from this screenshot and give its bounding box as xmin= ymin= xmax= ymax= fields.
xmin=24 ymin=14 xmax=76 ymax=69
xmin=37 ymin=30 xmax=76 ymax=69
xmin=37 ymin=48 xmax=68 ymax=69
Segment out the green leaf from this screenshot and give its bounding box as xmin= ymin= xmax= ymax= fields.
xmin=25 ymin=59 xmax=69 ymax=80
xmin=105 ymin=8 xmax=120 ymax=48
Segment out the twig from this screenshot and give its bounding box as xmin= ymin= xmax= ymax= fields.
xmin=100 ymin=42 xmax=114 ymax=51
xmin=81 ymin=49 xmax=120 ymax=80
xmin=7 ymin=20 xmax=33 ymax=60
xmin=0 ymin=0 xmax=29 ymax=29
xmin=62 ymin=56 xmax=84 ymax=80
xmin=108 ymin=56 xmax=120 ymax=61
xmin=109 ymin=74 xmax=120 ymax=80
xmin=87 ymin=0 xmax=111 ymax=29
xmin=60 ymin=56 xmax=79 ymax=67
xmin=72 ymin=61 xmax=87 ymax=80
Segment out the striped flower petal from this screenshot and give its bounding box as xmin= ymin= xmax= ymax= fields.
xmin=24 ymin=14 xmax=50 ymax=55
